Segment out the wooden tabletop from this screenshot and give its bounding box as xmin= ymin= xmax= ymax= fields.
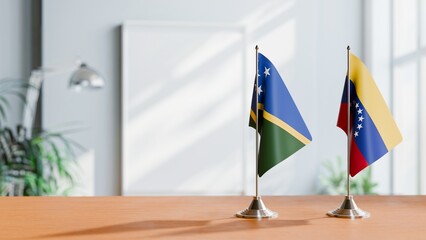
xmin=0 ymin=196 xmax=425 ymax=239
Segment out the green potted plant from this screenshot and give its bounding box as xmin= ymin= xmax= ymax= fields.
xmin=319 ymin=156 xmax=378 ymax=195
xmin=0 ymin=79 xmax=80 ymax=196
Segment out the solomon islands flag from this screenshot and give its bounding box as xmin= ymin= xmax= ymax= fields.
xmin=337 ymin=52 xmax=402 ymax=177
xmin=249 ymin=53 xmax=312 ymax=177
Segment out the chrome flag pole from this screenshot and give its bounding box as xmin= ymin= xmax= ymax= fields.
xmin=327 ymin=46 xmax=369 ymax=219
xmin=236 ymin=45 xmax=277 ymax=219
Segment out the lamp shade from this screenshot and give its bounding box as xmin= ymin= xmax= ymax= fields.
xmin=69 ymin=63 xmax=104 ymax=90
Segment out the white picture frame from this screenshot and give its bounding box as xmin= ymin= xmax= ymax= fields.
xmin=121 ymin=21 xmax=249 ymax=195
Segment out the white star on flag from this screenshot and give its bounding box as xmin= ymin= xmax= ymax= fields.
xmin=258 ymin=85 xmax=263 ymax=95
xmin=353 ymin=101 xmax=365 ymax=137
xmin=264 ymin=67 xmax=270 ymax=77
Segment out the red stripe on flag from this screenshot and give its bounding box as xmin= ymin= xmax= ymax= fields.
xmin=337 ymin=103 xmax=348 ymax=133
xmin=350 ymin=138 xmax=369 ymax=177
xmin=337 ymin=103 xmax=354 ymax=135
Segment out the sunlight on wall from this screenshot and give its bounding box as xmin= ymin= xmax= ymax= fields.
xmin=173 ymin=30 xmax=244 ymax=79
xmin=393 ymin=0 xmax=417 ymax=58
xmin=240 ymin=0 xmax=294 ymax=31
xmin=393 ymin=62 xmax=419 ymax=194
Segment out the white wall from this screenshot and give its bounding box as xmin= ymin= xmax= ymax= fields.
xmin=42 ymin=0 xmax=363 ymax=195
xmin=0 ymin=0 xmax=32 ymax=127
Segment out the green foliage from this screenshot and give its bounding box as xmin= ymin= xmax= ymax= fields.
xmin=0 ymin=126 xmax=81 ymax=196
xmin=319 ymin=156 xmax=378 ymax=195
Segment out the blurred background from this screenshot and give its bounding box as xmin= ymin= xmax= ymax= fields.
xmin=0 ymin=0 xmax=424 ymax=196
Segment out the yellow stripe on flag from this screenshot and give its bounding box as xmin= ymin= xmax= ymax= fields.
xmin=250 ymin=110 xmax=256 ymax=122
xmin=263 ymin=110 xmax=311 ymax=145
xmin=250 ymin=103 xmax=264 ymax=122
xmin=349 ymin=53 xmax=402 ymax=150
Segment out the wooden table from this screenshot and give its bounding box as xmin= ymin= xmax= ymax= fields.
xmin=0 ymin=196 xmax=425 ymax=239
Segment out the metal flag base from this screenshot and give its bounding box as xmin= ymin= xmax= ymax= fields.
xmin=236 ymin=196 xmax=278 ymax=219
xmin=327 ymin=195 xmax=370 ymax=219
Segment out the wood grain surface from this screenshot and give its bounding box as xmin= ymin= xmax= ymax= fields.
xmin=0 ymin=196 xmax=425 ymax=239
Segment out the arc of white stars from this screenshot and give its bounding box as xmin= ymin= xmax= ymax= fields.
xmin=354 ymin=101 xmax=365 ymax=138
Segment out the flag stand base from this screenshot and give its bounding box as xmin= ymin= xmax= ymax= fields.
xmin=327 ymin=195 xmax=370 ymax=219
xmin=236 ymin=196 xmax=278 ymax=219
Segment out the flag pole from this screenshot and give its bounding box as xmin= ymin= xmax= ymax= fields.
xmin=326 ymin=46 xmax=369 ymax=219
xmin=346 ymin=45 xmax=351 ymax=197
xmin=255 ymin=45 xmax=260 ymax=198
xmin=236 ymin=45 xmax=277 ymax=219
